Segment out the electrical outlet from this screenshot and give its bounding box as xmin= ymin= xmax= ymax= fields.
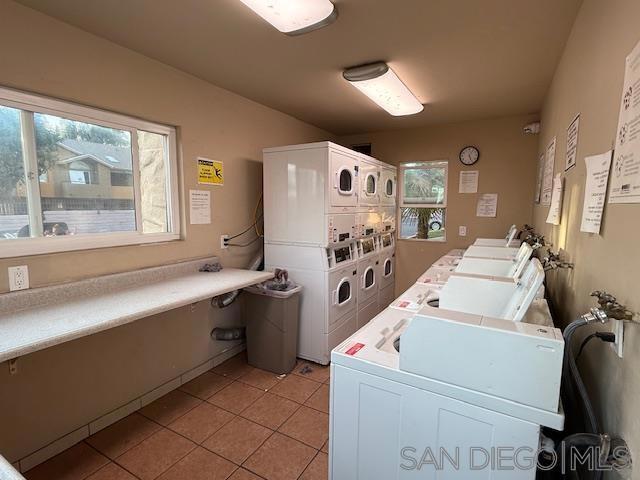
xmin=221 ymin=235 xmax=229 ymax=249
xmin=611 ymin=319 xmax=624 ymax=358
xmin=8 ymin=265 xmax=29 ymax=291
xmin=458 ymin=226 xmax=467 ymax=237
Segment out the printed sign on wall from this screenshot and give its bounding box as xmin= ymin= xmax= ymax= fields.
xmin=610 ymin=40 xmax=640 ymax=203
xmin=566 ymin=114 xmax=580 ymax=171
xmin=476 ymin=193 xmax=498 ymax=218
xmin=581 ymin=152 xmax=612 ymax=234
xmin=541 ymin=137 xmax=557 ymax=206
xmin=197 ymin=158 xmax=224 ymax=186
xmin=546 ymin=174 xmax=564 ymax=225
xmin=534 ymin=153 xmax=544 ymax=203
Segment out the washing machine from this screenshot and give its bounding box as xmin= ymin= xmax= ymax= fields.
xmin=474 ymin=224 xmax=521 ymax=247
xmin=390 ymin=283 xmax=442 ymax=313
xmin=356 ymin=237 xmax=380 ymax=329
xmin=377 ymin=232 xmax=396 ymax=309
xmin=415 ymin=264 xmax=456 ymax=286
xmin=329 ymin=305 xmax=564 ymax=480
xmin=265 ymin=242 xmax=359 ymax=365
xmin=437 ymin=258 xmax=545 ymax=322
xmin=417 ymin=243 xmax=534 ymax=286
xmin=263 ymin=142 xmax=361 ymax=246
xmin=379 ymin=165 xmax=397 ymax=207
xmin=464 ymin=244 xmax=521 ymax=260
xmin=263 ymin=142 xmax=397 ymax=363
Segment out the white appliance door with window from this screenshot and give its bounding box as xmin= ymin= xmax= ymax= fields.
xmin=380 ymin=167 xmax=397 ymax=206
xmin=329 ymin=149 xmax=359 ymax=210
xmin=358 ymin=159 xmax=380 ymax=207
xmin=328 ymin=265 xmax=358 ymax=329
xmin=378 ymin=250 xmax=395 ymax=291
xmin=357 ymin=256 xmax=379 ymax=306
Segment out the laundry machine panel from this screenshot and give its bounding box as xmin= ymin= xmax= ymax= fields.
xmin=264 ymin=146 xmax=327 ymax=245
xmin=380 ymin=206 xmax=397 ymax=233
xmin=356 ymin=211 xmax=381 ymax=237
xmin=358 ymin=158 xmax=380 ymax=207
xmin=331 ymin=365 xmax=541 ymax=480
xmin=328 ymin=311 xmax=358 ymax=352
xmin=357 ymin=297 xmax=380 ymax=329
xmin=329 ymin=148 xmax=359 ymax=211
xmin=327 ymin=214 xmax=357 ymax=244
xmin=379 ymin=283 xmax=396 ymax=309
xmin=380 ymin=166 xmax=397 ymax=206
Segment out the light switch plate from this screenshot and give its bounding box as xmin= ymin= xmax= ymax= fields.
xmin=458 ymin=226 xmax=467 ymax=237
xmin=8 ymin=265 xmax=29 ymax=291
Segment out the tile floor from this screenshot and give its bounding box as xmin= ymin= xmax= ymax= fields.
xmin=23 ymin=353 xmax=331 ymax=480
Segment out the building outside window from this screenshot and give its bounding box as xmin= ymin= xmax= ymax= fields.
xmin=0 ymin=87 xmax=179 ymax=257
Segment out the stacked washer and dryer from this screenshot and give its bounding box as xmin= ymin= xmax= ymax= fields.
xmin=263 ymin=142 xmax=397 ymax=365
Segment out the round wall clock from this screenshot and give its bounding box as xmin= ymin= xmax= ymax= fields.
xmin=459 ymin=146 xmax=480 ymax=166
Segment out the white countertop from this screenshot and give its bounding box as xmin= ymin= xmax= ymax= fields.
xmin=0 ymin=455 xmax=23 ymax=480
xmin=0 ymin=267 xmax=273 ymax=363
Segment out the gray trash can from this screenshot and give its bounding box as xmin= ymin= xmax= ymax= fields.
xmin=243 ymin=282 xmax=302 ymax=375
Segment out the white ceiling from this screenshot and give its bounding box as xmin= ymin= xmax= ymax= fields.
xmin=16 ymin=0 xmax=582 ymax=135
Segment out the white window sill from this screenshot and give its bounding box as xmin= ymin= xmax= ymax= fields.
xmin=0 ymin=232 xmax=181 ymax=259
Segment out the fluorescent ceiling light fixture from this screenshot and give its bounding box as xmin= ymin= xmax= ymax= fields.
xmin=239 ymin=0 xmax=338 ymax=36
xmin=343 ymin=62 xmax=424 ymax=116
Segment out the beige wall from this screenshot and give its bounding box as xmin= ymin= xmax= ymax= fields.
xmin=532 ymin=0 xmax=640 ymax=470
xmin=0 ymin=1 xmax=330 ymax=294
xmin=340 ymin=114 xmax=539 ymax=293
xmin=0 ymin=1 xmax=330 ymax=464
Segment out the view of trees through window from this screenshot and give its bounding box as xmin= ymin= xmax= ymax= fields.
xmin=399 ymin=162 xmax=447 ymax=241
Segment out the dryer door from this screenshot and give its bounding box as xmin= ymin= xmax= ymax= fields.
xmin=358 ymin=258 xmax=378 ymax=305
xmin=328 ymin=267 xmax=357 ymax=328
xmin=330 ymin=150 xmax=359 ymax=209
xmin=358 ymin=160 xmax=380 ymax=207
xmin=379 ymin=252 xmax=395 ymax=290
xmin=380 ymin=168 xmax=397 ymax=206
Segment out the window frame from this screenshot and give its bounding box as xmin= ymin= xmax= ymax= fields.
xmin=398 ymin=160 xmax=448 ymax=242
xmin=0 ymin=86 xmax=180 ymax=259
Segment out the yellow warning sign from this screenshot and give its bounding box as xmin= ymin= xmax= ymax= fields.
xmin=197 ymin=158 xmax=224 ymax=186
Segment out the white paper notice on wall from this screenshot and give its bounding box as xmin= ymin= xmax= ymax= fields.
xmin=534 ymin=153 xmax=544 ymax=203
xmin=546 ymin=174 xmax=564 ymax=225
xmin=581 ymin=151 xmax=612 ymax=234
xmin=609 ymin=40 xmax=640 ymax=203
xmin=476 ymin=193 xmax=498 ymax=217
xmin=566 ymin=114 xmax=580 ymax=171
xmin=189 ymin=190 xmax=211 ymax=225
xmin=459 ymin=170 xmax=479 ymax=193
xmin=541 ymin=137 xmax=557 ymax=205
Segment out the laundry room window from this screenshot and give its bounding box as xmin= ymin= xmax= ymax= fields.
xmin=398 ymin=161 xmax=447 ymax=241
xmin=0 ymin=86 xmax=180 ymax=258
